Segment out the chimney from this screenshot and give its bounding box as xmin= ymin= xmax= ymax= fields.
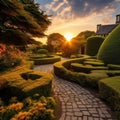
xmin=116 ymin=14 xmax=120 ymax=24
xmin=97 ymin=24 xmax=101 ymax=31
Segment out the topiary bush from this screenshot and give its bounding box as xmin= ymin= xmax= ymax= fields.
xmin=97 ymin=24 xmax=120 ymax=64
xmin=99 ymin=76 xmax=120 ymax=119
xmin=71 ymin=63 xmax=108 ymax=73
xmin=33 ymin=55 xmax=61 ymax=65
xmin=0 ymin=70 xmax=53 ymax=101
xmin=86 ymin=36 xmax=104 ymax=56
xmin=37 ymin=49 xmax=48 ymax=54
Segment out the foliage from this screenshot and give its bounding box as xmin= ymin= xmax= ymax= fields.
xmin=0 ymin=44 xmax=22 ymax=71
xmin=47 ymin=33 xmax=66 ymax=52
xmin=107 ymin=64 xmax=120 ymax=70
xmin=0 ymin=95 xmax=56 ymax=120
xmin=0 ymin=70 xmax=53 ymax=101
xmin=0 ymin=78 xmax=8 ymax=90
xmin=99 ymin=76 xmax=120 ymax=119
xmin=36 ymin=49 xmax=48 ymax=54
xmin=86 ymin=36 xmax=104 ymax=56
xmin=62 ymin=31 xmax=95 ymax=57
xmin=33 ymin=55 xmax=61 ymax=65
xmin=0 ymin=0 xmax=51 ymax=45
xmin=62 ymin=42 xmax=77 ymax=57
xmin=71 ymin=63 xmax=108 ymax=73
xmin=97 ymin=24 xmax=120 ymax=64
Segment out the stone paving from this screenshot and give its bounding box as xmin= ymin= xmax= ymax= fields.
xmin=34 ymin=64 xmax=117 ymax=120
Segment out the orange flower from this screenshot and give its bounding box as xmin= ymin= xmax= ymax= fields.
xmin=8 ymin=102 xmax=23 ymax=112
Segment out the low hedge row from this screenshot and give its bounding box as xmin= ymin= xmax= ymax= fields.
xmin=99 ymin=76 xmax=120 ymax=119
xmin=54 ymin=56 xmax=108 ymax=88
xmin=31 ymin=55 xmax=61 ymax=65
xmin=0 ymin=64 xmax=53 ymax=101
xmin=71 ymin=63 xmax=108 ymax=73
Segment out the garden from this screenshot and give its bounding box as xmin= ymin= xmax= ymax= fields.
xmin=54 ymin=24 xmax=120 ymax=119
xmin=0 ymin=0 xmax=120 ymax=120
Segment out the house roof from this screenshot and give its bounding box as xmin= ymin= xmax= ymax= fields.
xmin=96 ymin=24 xmax=118 ymax=35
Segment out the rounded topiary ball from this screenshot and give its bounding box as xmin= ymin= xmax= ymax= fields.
xmin=86 ymin=36 xmax=104 ymax=56
xmin=97 ymin=24 xmax=120 ymax=64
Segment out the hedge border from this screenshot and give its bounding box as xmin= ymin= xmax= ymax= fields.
xmin=31 ymin=55 xmax=61 ymax=65
xmin=0 ymin=63 xmax=53 ymax=100
xmin=99 ymin=76 xmax=120 ymax=119
xmin=54 ymin=56 xmax=108 ymax=88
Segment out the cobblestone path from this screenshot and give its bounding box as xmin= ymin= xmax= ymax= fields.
xmin=34 ymin=64 xmax=116 ymax=120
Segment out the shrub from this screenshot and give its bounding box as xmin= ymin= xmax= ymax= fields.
xmin=33 ymin=55 xmax=61 ymax=65
xmin=99 ymin=76 xmax=120 ymax=119
xmin=29 ymin=54 xmax=47 ymax=59
xmin=71 ymin=63 xmax=108 ymax=73
xmin=0 ymin=44 xmax=22 ymax=71
xmin=0 ymin=70 xmax=53 ymax=100
xmin=0 ymin=95 xmax=56 ymax=120
xmin=37 ymin=49 xmax=48 ymax=54
xmin=0 ymin=78 xmax=8 ymax=90
xmin=97 ymin=24 xmax=120 ymax=64
xmin=86 ymin=36 xmax=104 ymax=56
xmin=107 ymin=64 xmax=120 ymax=70
xmin=107 ymin=70 xmax=120 ymax=77
xmin=84 ymin=61 xmax=105 ymax=66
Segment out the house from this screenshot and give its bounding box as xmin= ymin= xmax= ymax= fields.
xmin=96 ymin=14 xmax=120 ymax=37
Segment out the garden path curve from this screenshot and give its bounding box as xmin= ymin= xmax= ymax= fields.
xmin=34 ymin=64 xmax=116 ymax=120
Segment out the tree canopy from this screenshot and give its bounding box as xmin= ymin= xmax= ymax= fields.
xmin=47 ymin=33 xmax=66 ymax=52
xmin=0 ymin=0 xmax=51 ymax=45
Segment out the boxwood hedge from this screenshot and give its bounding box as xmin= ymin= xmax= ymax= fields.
xmin=54 ymin=56 xmax=108 ymax=88
xmin=0 ymin=63 xmax=53 ymax=100
xmin=31 ymin=55 xmax=61 ymax=65
xmin=99 ymin=76 xmax=120 ymax=119
xmin=86 ymin=36 xmax=104 ymax=56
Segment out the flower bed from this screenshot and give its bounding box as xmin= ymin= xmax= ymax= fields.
xmin=0 ymin=95 xmax=56 ymax=120
xmin=0 ymin=44 xmax=22 ymax=72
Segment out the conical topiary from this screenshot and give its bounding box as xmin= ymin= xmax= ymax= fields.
xmin=97 ymin=24 xmax=120 ymax=64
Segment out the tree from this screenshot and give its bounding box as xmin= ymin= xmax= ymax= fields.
xmin=69 ymin=31 xmax=95 ymax=54
xmin=0 ymin=0 xmax=51 ymax=46
xmin=47 ymin=33 xmax=66 ymax=52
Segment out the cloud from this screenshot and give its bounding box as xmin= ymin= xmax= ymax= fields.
xmin=43 ymin=0 xmax=119 ymax=18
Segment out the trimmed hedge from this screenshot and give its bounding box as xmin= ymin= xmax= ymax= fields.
xmin=33 ymin=55 xmax=61 ymax=65
xmin=29 ymin=54 xmax=47 ymax=59
xmin=107 ymin=64 xmax=120 ymax=70
xmin=99 ymin=76 xmax=120 ymax=119
xmin=0 ymin=64 xmax=53 ymax=100
xmin=84 ymin=61 xmax=105 ymax=66
xmin=97 ymin=24 xmax=120 ymax=64
xmin=54 ymin=56 xmax=108 ymax=88
xmin=71 ymin=63 xmax=108 ymax=73
xmin=86 ymin=36 xmax=104 ymax=56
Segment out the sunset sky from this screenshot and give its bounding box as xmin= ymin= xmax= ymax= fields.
xmin=35 ymin=0 xmax=120 ymax=44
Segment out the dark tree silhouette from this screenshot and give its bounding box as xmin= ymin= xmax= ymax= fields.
xmin=0 ymin=0 xmax=51 ymax=45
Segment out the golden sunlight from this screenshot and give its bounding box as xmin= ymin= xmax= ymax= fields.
xmin=64 ymin=33 xmax=74 ymax=41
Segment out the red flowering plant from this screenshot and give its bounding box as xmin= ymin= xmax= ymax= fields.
xmin=0 ymin=44 xmax=22 ymax=71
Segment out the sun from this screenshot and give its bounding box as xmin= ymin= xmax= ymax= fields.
xmin=64 ymin=33 xmax=74 ymax=41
